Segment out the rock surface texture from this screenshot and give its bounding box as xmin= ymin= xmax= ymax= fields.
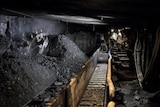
xmin=0 ymin=35 xmax=88 ymax=107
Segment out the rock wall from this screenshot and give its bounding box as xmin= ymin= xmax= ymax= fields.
xmin=66 ymin=32 xmax=100 ymax=56
xmin=0 ymin=15 xmax=66 ymax=39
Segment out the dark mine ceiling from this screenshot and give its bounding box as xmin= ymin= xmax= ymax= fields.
xmin=0 ymin=0 xmax=160 ymax=26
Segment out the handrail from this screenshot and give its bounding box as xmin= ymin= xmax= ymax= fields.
xmin=106 ymin=54 xmax=115 ymax=107
xmin=107 ymin=55 xmax=115 ymax=98
xmin=107 ymin=101 xmax=115 ymax=107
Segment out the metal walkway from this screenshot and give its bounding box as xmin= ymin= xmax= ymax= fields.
xmin=78 ymin=64 xmax=107 ymax=107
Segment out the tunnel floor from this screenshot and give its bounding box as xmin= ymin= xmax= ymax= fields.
xmin=111 ymin=47 xmax=160 ymax=107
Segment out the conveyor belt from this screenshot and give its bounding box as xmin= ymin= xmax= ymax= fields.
xmin=78 ymin=64 xmax=107 ymax=107
xmin=25 ymin=50 xmax=110 ymax=107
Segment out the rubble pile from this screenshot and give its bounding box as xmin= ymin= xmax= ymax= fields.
xmin=0 ymin=34 xmax=88 ymax=107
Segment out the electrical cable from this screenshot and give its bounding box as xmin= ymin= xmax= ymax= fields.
xmin=134 ymin=30 xmax=143 ymax=87
xmin=142 ymin=26 xmax=160 ymax=92
xmin=144 ymin=27 xmax=160 ymax=78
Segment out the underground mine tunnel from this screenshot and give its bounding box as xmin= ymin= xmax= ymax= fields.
xmin=0 ymin=1 xmax=160 ymax=107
